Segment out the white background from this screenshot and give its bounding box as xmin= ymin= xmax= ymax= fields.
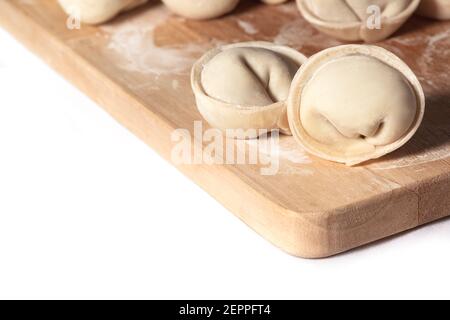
xmin=0 ymin=27 xmax=449 ymax=300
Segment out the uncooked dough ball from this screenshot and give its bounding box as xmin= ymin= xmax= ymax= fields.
xmin=416 ymin=0 xmax=450 ymax=20
xmin=297 ymin=0 xmax=421 ymax=42
xmin=58 ymin=0 xmax=148 ymax=24
xmin=162 ymin=0 xmax=240 ymax=19
xmin=287 ymin=45 xmax=425 ymax=165
xmin=191 ymin=42 xmax=307 ymax=138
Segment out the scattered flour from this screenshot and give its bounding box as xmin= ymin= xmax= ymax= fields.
xmin=236 ymin=19 xmax=258 ymax=35
xmin=368 ymin=125 xmax=450 ymax=170
xmin=368 ymin=147 xmax=450 ymax=170
xmin=171 ymin=79 xmax=179 ymax=90
xmin=100 ymin=4 xmax=209 ymax=76
xmin=420 ymin=28 xmax=450 ymax=86
xmin=386 ymin=27 xmax=450 ymax=92
xmin=246 ymin=135 xmax=313 ymax=175
xmin=273 ymin=18 xmax=339 ymax=50
xmin=274 ymin=137 xmax=312 ymax=165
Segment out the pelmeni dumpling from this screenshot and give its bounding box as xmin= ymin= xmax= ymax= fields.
xmin=416 ymin=0 xmax=450 ymax=20
xmin=191 ymin=42 xmax=307 ymax=139
xmin=297 ymin=0 xmax=421 ymax=42
xmin=287 ymin=45 xmax=425 ymax=165
xmin=162 ymin=0 xmax=240 ymax=19
xmin=58 ymin=0 xmax=148 ymax=24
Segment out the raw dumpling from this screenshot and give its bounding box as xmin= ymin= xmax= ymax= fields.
xmin=191 ymin=42 xmax=307 ymax=139
xmin=416 ymin=0 xmax=450 ymax=20
xmin=58 ymin=0 xmax=148 ymax=24
xmin=162 ymin=0 xmax=240 ymax=19
xmin=297 ymin=0 xmax=421 ymax=42
xmin=287 ymin=45 xmax=425 ymax=165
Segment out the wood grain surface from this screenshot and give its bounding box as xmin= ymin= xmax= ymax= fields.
xmin=1 ymin=0 xmax=449 ymax=258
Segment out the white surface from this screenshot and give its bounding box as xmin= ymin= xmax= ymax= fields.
xmin=0 ymin=27 xmax=449 ymax=300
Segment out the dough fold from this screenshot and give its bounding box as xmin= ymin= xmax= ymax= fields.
xmin=202 ymin=47 xmax=298 ymax=107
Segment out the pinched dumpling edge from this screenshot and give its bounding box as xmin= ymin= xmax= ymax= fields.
xmin=191 ymin=41 xmax=307 ymax=138
xmin=287 ymin=45 xmax=425 ymax=166
xmin=296 ymin=0 xmax=421 ymax=42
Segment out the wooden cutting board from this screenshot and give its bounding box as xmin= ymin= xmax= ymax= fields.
xmin=1 ymin=0 xmax=449 ymax=258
